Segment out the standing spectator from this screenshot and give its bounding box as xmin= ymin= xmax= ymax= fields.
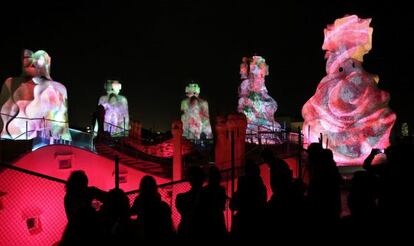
xmin=130 ymin=175 xmax=174 ymax=240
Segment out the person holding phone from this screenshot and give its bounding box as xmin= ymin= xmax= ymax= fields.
xmin=363 ymin=148 xmax=390 ymax=177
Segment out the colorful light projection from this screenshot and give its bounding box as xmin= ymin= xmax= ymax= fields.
xmin=302 ymin=15 xmax=396 ymax=164
xmin=237 ymin=55 xmax=280 ymax=138
xmin=97 ymin=80 xmax=130 ymax=135
xmin=180 ymin=83 xmax=212 ymax=140
xmin=0 ymin=49 xmax=71 ymax=141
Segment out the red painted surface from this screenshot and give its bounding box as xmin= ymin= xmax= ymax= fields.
xmin=0 ymin=144 xmax=299 ymax=245
xmin=0 ymin=144 xmax=169 ymax=246
xmin=13 ymin=145 xmax=169 ymax=191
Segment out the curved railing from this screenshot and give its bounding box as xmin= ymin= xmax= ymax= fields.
xmin=0 ymin=113 xmax=69 ymax=140
xmin=0 ymin=113 xmax=134 ymax=152
xmin=101 ymin=121 xmax=130 ymax=137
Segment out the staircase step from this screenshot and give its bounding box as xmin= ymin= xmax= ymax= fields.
xmin=95 ymin=143 xmax=172 ymax=178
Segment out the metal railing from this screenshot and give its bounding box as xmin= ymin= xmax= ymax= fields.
xmin=0 ymin=113 xmax=134 ymax=152
xmin=0 ymin=161 xmax=67 ymax=245
xmin=0 ymin=126 xmax=305 ymax=244
xmin=1 ymin=113 xmax=69 ymax=140
xmin=245 ymin=122 xmax=288 ymax=145
xmin=100 ymin=118 xmax=129 ymax=137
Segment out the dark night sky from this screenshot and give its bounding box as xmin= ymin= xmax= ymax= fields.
xmin=1 ymin=0 xmax=412 ymax=132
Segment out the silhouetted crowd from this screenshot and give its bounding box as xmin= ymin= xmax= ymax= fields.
xmin=58 ymin=139 xmax=414 ymax=244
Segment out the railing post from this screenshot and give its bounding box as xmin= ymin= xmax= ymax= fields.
xmin=257 ymin=125 xmax=262 ymax=146
xmin=172 ymin=120 xmax=183 ymax=181
xmin=90 ymin=124 xmax=94 ymax=151
xmin=43 ymin=117 xmax=46 ymax=138
xmin=231 ymin=130 xmax=235 ymax=196
xmin=123 ymin=117 xmax=126 ymax=137
xmin=115 ymin=155 xmax=119 ymax=189
xmin=215 ymin=115 xmax=228 ymax=170
xmin=25 ymin=121 xmax=28 ymax=140
xmin=230 ymin=130 xmax=236 ymax=226
xmin=298 ymin=127 xmax=302 ymax=180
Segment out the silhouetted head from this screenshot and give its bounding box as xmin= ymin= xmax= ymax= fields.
xmin=66 ymin=170 xmax=88 ymax=193
xmin=321 ymin=148 xmax=337 ymax=168
xmin=307 ymin=142 xmax=323 ymax=164
xmin=269 ymin=159 xmax=292 ymax=193
xmin=244 ymin=159 xmax=260 ymax=177
xmin=208 ymin=165 xmax=221 ymax=185
xmin=187 ymin=165 xmax=205 ymax=189
xmin=321 ymin=148 xmax=334 ymax=161
xmin=102 ymin=188 xmax=130 ymax=219
xmin=261 ymin=148 xmax=275 ymax=163
xmin=307 ymin=142 xmax=323 ymax=156
xmin=139 ymin=175 xmax=158 ymax=196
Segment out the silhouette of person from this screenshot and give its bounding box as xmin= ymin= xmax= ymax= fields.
xmin=99 ymin=188 xmax=134 ymax=244
xmin=261 ymin=148 xmax=307 ymax=238
xmin=92 ymin=104 xmax=106 ymax=141
xmin=363 ymin=148 xmax=390 ymax=178
xmin=307 ymin=148 xmax=342 ymax=229
xmin=199 ymin=166 xmax=229 ymax=240
xmin=340 ymin=171 xmax=381 ymax=238
xmin=375 ymin=143 xmax=414 ymax=236
xmin=130 ymin=175 xmax=174 ymax=240
xmin=60 ymin=170 xmax=107 ymax=245
xmin=230 ymin=160 xmax=267 ymax=240
xmin=176 ymin=165 xmax=205 ymax=240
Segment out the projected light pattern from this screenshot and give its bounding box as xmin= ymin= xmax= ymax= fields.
xmin=0 ymin=50 xmax=71 ymax=141
xmin=302 ymin=15 xmax=396 ymax=164
xmin=238 ymin=56 xmax=280 ymax=138
xmin=180 ymin=83 xmax=212 ymax=140
xmin=97 ymin=80 xmax=129 ymax=135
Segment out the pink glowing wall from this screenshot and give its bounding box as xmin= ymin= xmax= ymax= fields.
xmin=0 ymin=143 xmax=300 ymax=244
xmin=302 ymin=15 xmax=396 ymax=164
xmin=0 ymin=145 xmax=169 ymax=245
xmin=0 ymin=169 xmax=65 ymax=246
xmin=12 ymin=145 xmax=169 ymax=191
